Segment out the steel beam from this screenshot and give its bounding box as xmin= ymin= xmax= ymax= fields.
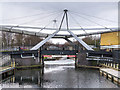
xmin=64 ymin=38 xmax=79 ymax=50
xmin=30 ymin=29 xmax=60 ymax=50
xmin=71 ymin=29 xmax=120 ymax=38
xmin=67 ymin=30 xmax=94 ymax=51
xmin=64 ymin=38 xmax=75 ymax=46
xmin=0 ymin=25 xmax=117 ymax=31
xmin=31 ymin=9 xmax=66 ymax=50
xmin=1 ymin=27 xmax=119 ymax=38
xmin=1 ymin=25 xmax=119 ymax=38
xmin=0 ymin=27 xmax=48 ymax=37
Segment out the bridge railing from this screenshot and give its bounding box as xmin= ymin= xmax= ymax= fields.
xmin=86 ymin=56 xmax=113 ymax=61
xmin=0 ymin=46 xmax=33 ymax=52
xmin=80 ymin=50 xmax=120 ymax=70
xmin=41 ymin=50 xmax=78 ymax=55
xmin=91 ymin=50 xmax=120 ymax=70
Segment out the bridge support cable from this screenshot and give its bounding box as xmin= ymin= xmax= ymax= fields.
xmin=71 ymin=11 xmax=118 ymax=23
xmin=17 ymin=11 xmax=60 ymax=26
xmin=64 ymin=9 xmax=94 ymax=51
xmin=38 ymin=12 xmax=62 ymax=32
xmin=31 ymin=10 xmax=66 ymax=50
xmin=71 ymin=12 xmax=113 ymax=31
xmin=69 ymin=13 xmax=87 ymax=34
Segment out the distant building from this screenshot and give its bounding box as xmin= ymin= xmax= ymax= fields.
xmin=100 ymin=31 xmax=120 ymax=51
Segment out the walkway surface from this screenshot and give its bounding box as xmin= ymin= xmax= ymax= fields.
xmin=100 ymin=68 xmax=120 ymax=78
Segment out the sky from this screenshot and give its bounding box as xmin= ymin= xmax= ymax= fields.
xmin=0 ymin=1 xmax=118 ymax=44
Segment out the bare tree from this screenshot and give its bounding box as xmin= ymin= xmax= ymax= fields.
xmin=24 ymin=35 xmax=43 ymax=46
xmin=14 ymin=34 xmax=25 ymax=46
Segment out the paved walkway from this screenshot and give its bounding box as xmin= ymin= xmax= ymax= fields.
xmin=100 ymin=68 xmax=120 ymax=78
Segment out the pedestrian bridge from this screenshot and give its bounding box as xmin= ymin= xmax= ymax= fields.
xmin=2 ymin=50 xmax=77 ymax=58
xmin=2 ymin=49 xmax=113 ymax=59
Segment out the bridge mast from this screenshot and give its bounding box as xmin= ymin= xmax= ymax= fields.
xmin=30 ymin=9 xmax=67 ymax=50
xmin=31 ymin=9 xmax=93 ymax=51
xmin=64 ymin=9 xmax=69 ymax=30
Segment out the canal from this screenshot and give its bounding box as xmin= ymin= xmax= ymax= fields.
xmin=0 ymin=58 xmax=119 ymax=88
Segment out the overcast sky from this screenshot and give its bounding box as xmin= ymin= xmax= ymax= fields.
xmin=0 ymin=1 xmax=118 ymax=44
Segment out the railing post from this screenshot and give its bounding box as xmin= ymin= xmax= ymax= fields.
xmin=75 ymin=56 xmax=77 ymax=68
xmin=38 ymin=50 xmax=40 ymax=63
xmin=42 ymin=55 xmax=44 ymax=67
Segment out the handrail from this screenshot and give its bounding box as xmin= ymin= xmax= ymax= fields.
xmin=21 ymin=54 xmax=36 ymax=59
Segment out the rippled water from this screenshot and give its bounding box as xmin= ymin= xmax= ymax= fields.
xmin=0 ymin=58 xmax=119 ymax=89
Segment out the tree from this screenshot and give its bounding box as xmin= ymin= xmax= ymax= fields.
xmin=24 ymin=35 xmax=43 ymax=46
xmin=2 ymin=32 xmax=7 ymax=47
xmin=14 ymin=34 xmax=25 ymax=46
xmin=64 ymin=42 xmax=70 ymax=46
xmin=82 ymin=36 xmax=100 ymax=47
xmin=2 ymin=32 xmax=12 ymax=47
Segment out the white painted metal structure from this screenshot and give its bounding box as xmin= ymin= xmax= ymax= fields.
xmin=1 ymin=10 xmax=118 ymax=51
xmin=0 ymin=26 xmax=48 ymax=37
xmin=31 ymin=9 xmax=94 ymax=51
xmin=31 ymin=28 xmax=94 ymax=50
xmin=67 ymin=30 xmax=93 ymax=50
xmin=0 ymin=25 xmax=117 ymax=31
xmin=31 ymin=29 xmax=60 ymax=50
xmin=0 ymin=25 xmax=118 ymax=38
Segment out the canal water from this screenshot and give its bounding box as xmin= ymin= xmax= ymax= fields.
xmin=0 ymin=58 xmax=119 ymax=88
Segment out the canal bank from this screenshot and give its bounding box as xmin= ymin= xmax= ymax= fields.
xmin=0 ymin=59 xmax=119 ymax=88
xmin=76 ymin=62 xmax=120 ymax=86
xmin=0 ymin=66 xmax=15 ymax=80
xmin=100 ymin=68 xmax=120 ymax=86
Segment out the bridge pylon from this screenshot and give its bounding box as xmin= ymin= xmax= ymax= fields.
xmin=31 ymin=9 xmax=93 ymax=51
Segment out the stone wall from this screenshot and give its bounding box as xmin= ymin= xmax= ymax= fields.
xmin=13 ymin=57 xmax=41 ymax=67
xmin=77 ymin=52 xmax=88 ymax=65
xmin=77 ymin=52 xmax=97 ymax=66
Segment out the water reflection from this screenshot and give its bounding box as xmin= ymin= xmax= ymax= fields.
xmin=0 ymin=59 xmax=119 ymax=88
